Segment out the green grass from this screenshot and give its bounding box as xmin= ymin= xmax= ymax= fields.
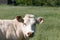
xmin=0 ymin=6 xmax=60 ymax=40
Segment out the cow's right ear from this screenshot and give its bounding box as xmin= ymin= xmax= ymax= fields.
xmin=36 ymin=17 xmax=43 ymax=24
xmin=16 ymin=16 xmax=24 ymax=23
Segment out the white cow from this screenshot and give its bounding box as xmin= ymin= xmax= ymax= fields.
xmin=0 ymin=14 xmax=43 ymax=40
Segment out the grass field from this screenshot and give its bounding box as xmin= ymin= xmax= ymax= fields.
xmin=0 ymin=6 xmax=60 ymax=40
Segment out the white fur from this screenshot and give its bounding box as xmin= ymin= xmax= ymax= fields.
xmin=0 ymin=19 xmax=24 ymax=40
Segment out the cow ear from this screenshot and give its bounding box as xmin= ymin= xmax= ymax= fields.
xmin=37 ymin=17 xmax=43 ymax=24
xmin=16 ymin=16 xmax=24 ymax=22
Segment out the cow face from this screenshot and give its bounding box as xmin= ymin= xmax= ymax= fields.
xmin=22 ymin=14 xmax=43 ymax=38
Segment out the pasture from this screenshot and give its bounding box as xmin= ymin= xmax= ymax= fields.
xmin=0 ymin=6 xmax=60 ymax=40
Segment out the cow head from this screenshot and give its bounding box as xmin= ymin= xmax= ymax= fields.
xmin=15 ymin=14 xmax=43 ymax=39
xmin=22 ymin=14 xmax=43 ymax=38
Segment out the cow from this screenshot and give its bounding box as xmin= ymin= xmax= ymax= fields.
xmin=0 ymin=14 xmax=43 ymax=40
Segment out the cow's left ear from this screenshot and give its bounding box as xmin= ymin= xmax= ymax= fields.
xmin=37 ymin=17 xmax=43 ymax=24
xmin=16 ymin=16 xmax=24 ymax=23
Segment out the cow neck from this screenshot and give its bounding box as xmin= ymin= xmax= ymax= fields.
xmin=13 ymin=20 xmax=26 ymax=40
xmin=19 ymin=30 xmax=25 ymax=40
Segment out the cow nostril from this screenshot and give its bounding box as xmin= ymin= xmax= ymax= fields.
xmin=27 ymin=32 xmax=34 ymax=37
xmin=27 ymin=32 xmax=31 ymax=36
xmin=31 ymin=33 xmax=34 ymax=36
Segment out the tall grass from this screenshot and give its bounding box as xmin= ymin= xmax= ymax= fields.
xmin=0 ymin=6 xmax=60 ymax=40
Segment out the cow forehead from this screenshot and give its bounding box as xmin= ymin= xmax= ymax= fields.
xmin=23 ymin=14 xmax=36 ymax=24
xmin=24 ymin=14 xmax=35 ymax=18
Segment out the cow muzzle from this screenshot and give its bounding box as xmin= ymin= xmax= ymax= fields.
xmin=27 ymin=32 xmax=34 ymax=38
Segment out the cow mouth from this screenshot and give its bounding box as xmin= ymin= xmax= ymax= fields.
xmin=28 ymin=35 xmax=34 ymax=38
xmin=28 ymin=33 xmax=34 ymax=38
xmin=25 ymin=34 xmax=34 ymax=39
